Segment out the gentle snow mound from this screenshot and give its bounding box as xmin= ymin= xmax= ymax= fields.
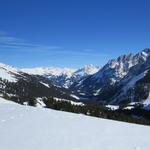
xmin=0 ymin=98 xmax=150 ymax=150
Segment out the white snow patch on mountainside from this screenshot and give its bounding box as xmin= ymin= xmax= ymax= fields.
xmin=0 ymin=69 xmax=16 ymax=82
xmin=70 ymin=94 xmax=80 ymax=100
xmin=40 ymin=81 xmax=50 ymax=88
xmin=143 ymin=92 xmax=150 ymax=106
xmin=73 ymin=64 xmax=100 ymax=76
xmin=0 ymin=97 xmax=150 ymax=150
xmin=143 ymin=92 xmax=150 ymax=110
xmin=124 ymin=70 xmax=148 ymax=91
xmin=0 ymin=63 xmax=18 ymax=82
xmin=53 ymin=97 xmax=84 ymax=106
xmin=106 ymin=105 xmax=119 ymax=110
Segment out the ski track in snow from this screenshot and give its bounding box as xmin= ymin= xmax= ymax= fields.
xmin=0 ymin=98 xmax=150 ymax=150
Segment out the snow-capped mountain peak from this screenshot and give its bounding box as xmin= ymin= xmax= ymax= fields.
xmin=71 ymin=48 xmax=150 ymax=105
xmin=73 ymin=64 xmax=100 ymax=77
xmin=94 ymin=49 xmax=150 ymax=81
xmin=21 ymin=65 xmax=99 ymax=88
xmin=21 ymin=67 xmax=76 ymax=77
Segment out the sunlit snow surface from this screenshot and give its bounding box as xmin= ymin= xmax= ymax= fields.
xmin=0 ymin=63 xmax=18 ymax=82
xmin=0 ymin=98 xmax=150 ymax=150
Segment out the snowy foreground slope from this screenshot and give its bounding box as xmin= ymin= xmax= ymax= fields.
xmin=0 ymin=98 xmax=150 ymax=150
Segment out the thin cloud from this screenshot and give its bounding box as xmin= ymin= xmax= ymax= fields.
xmin=0 ymin=32 xmax=110 ymax=61
xmin=51 ymin=49 xmax=109 ymax=58
xmin=0 ymin=34 xmax=60 ymax=51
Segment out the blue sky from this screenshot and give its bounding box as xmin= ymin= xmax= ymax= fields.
xmin=0 ymin=0 xmax=150 ymax=68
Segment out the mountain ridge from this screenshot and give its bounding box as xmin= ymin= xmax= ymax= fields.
xmin=71 ymin=48 xmax=150 ymax=105
xmin=1 ymin=48 xmax=150 ymax=107
xmin=21 ymin=64 xmax=100 ymax=88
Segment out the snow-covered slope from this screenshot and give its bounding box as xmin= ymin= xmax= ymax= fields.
xmin=0 ymin=63 xmax=76 ymax=104
xmin=0 ymin=97 xmax=150 ymax=150
xmin=0 ymin=63 xmax=19 ymax=82
xmin=73 ymin=64 xmax=99 ymax=76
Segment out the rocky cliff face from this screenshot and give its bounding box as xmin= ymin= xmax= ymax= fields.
xmin=71 ymin=49 xmax=150 ymax=105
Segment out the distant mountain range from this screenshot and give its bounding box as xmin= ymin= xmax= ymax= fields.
xmin=21 ymin=64 xmax=100 ymax=88
xmin=0 ymin=63 xmax=99 ymax=105
xmin=1 ymin=48 xmax=150 ymax=108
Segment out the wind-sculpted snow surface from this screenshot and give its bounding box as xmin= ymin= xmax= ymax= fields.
xmin=0 ymin=97 xmax=150 ymax=150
